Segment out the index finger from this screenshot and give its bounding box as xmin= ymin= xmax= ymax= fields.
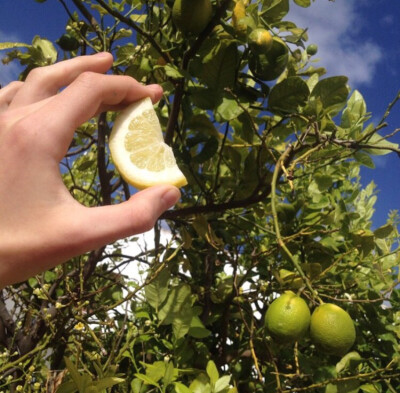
xmin=25 ymin=72 xmax=163 ymax=159
xmin=9 ymin=52 xmax=114 ymax=108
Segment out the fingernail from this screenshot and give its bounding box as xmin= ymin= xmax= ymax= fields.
xmin=147 ymin=84 xmax=163 ymax=101
xmin=162 ymin=187 xmax=181 ymax=209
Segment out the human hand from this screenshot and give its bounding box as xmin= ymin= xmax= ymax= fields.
xmin=0 ymin=53 xmax=181 ymax=287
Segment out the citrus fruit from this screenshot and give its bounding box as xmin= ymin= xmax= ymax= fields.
xmin=172 ymin=0 xmax=212 ymax=35
xmin=310 ymin=303 xmax=356 ymax=356
xmin=56 ymin=33 xmax=80 ymax=51
xmin=249 ymin=37 xmax=288 ymax=81
xmin=232 ymin=0 xmax=247 ymax=37
xmin=306 ymin=44 xmax=318 ymax=56
xmin=109 ymin=97 xmax=187 ymax=189
xmin=265 ymin=290 xmax=311 ymax=343
xmin=248 ymin=28 xmax=273 ymax=55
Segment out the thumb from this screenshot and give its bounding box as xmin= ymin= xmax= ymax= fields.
xmin=80 ymin=185 xmax=181 ymax=250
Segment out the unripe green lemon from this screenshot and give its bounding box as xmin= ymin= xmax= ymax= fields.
xmin=249 ymin=37 xmax=288 ymax=81
xmin=172 ymin=0 xmax=212 ymax=35
xmin=56 ymin=33 xmax=80 ymax=51
xmin=249 ymin=28 xmax=273 ymax=55
xmin=265 ymin=290 xmax=311 ymax=343
xmin=306 ymin=44 xmax=318 ymax=56
xmin=310 ymin=303 xmax=356 ymax=356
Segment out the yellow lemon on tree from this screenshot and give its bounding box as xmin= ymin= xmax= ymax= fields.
xmin=248 ymin=28 xmax=273 ymax=55
xmin=109 ymin=97 xmax=187 ymax=190
xmin=172 ymin=0 xmax=212 ymax=35
xmin=232 ymin=0 xmax=247 ymax=37
xmin=310 ymin=303 xmax=356 ymax=357
xmin=265 ymin=290 xmax=311 ymax=343
xmin=249 ymin=37 xmax=289 ymax=81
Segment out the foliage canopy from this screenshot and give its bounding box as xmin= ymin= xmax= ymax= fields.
xmin=1 ymin=0 xmax=400 ymax=392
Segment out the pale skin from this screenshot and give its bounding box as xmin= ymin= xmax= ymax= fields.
xmin=0 ymin=52 xmax=181 ymax=287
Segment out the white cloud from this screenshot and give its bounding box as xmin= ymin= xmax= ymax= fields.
xmin=288 ymin=0 xmax=382 ymax=87
xmin=105 ymin=226 xmax=174 ymax=284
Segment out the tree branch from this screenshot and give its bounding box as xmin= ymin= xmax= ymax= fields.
xmin=165 ymin=0 xmax=232 ymax=145
xmin=94 ymin=0 xmax=171 ymax=64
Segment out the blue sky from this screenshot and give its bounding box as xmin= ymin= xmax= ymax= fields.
xmin=0 ymin=0 xmax=399 ymax=228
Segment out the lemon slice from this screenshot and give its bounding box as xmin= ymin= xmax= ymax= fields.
xmin=109 ymin=97 xmax=187 ymax=189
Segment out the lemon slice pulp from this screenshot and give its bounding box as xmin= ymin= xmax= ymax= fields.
xmin=109 ymin=97 xmax=187 ymax=189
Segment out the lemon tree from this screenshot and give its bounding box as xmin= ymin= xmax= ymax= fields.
xmin=1 ymin=1 xmax=400 ymax=392
xmin=109 ymin=97 xmax=187 ymax=189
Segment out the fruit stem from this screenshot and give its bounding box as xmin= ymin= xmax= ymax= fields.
xmin=271 ymin=146 xmax=323 ymax=304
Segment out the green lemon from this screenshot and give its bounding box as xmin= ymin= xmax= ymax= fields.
xmin=306 ymin=43 xmax=318 ymax=56
xmin=248 ymin=28 xmax=273 ymax=55
xmin=56 ymin=34 xmax=80 ymax=51
xmin=249 ymin=37 xmax=288 ymax=81
xmin=310 ymin=303 xmax=356 ymax=356
xmin=172 ymin=0 xmax=212 ymax=35
xmin=265 ymin=290 xmax=311 ymax=343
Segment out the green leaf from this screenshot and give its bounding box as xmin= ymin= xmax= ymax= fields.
xmin=361 ymin=132 xmax=399 ymax=156
xmin=293 ymin=0 xmax=311 ymax=7
xmin=158 ymin=284 xmax=192 ymax=324
xmin=188 ymin=114 xmax=220 ymax=138
xmin=311 ymin=76 xmax=349 ymax=115
xmin=314 ymin=174 xmax=333 ymax=191
xmin=201 ymin=42 xmax=238 ymax=91
xmin=55 ymin=381 xmax=78 ymax=393
xmin=130 ymin=13 xmax=147 ymax=24
xmin=189 ymin=373 xmax=212 ymax=393
xmin=145 ymin=268 xmax=170 ymax=310
xmin=143 ymin=361 xmax=166 ymax=383
xmin=94 ymin=377 xmax=124 ymax=390
xmin=325 ymin=379 xmax=360 ymax=393
xmin=261 ymin=0 xmax=290 ymax=23
xmin=163 ymin=361 xmax=176 ymax=387
xmin=216 ymin=95 xmax=245 ymax=122
xmin=32 ymin=35 xmax=57 ymax=64
xmin=175 ymin=382 xmax=192 ymax=393
xmin=189 ymin=86 xmax=221 ymax=110
xmin=76 ymin=159 xmax=95 ymax=172
xmin=341 ymin=90 xmax=367 ymax=129
xmin=188 ymin=316 xmax=211 ymax=338
xmin=215 ymin=376 xmax=231 ymax=393
xmin=162 ymin=64 xmax=185 ymax=79
xmin=206 ymin=360 xmax=219 ymax=385
xmin=336 ymin=352 xmax=363 ymax=374
xmin=360 ymin=384 xmax=381 ymax=393
xmin=268 ymin=76 xmax=310 ymax=113
xmin=64 ymin=357 xmax=83 ymax=392
xmin=172 ymin=305 xmax=193 ymax=340
xmin=373 ymin=224 xmax=393 ymax=239
xmin=131 ymin=378 xmax=145 ymax=393
xmin=354 ymin=151 xmax=375 ymax=168
xmin=134 ymin=373 xmax=160 ymax=388
xmin=0 ymin=42 xmax=29 ymax=50
xmin=192 ymin=137 xmax=219 ymax=164
xmin=351 ymin=230 xmax=375 ymax=256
